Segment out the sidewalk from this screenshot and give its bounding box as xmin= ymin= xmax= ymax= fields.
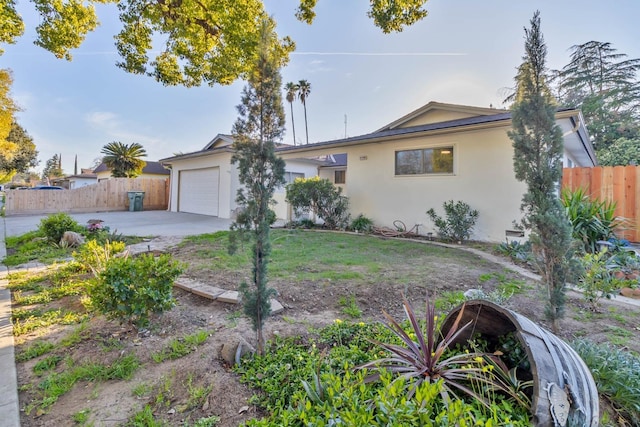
xmin=0 ymin=209 xmax=20 ymax=427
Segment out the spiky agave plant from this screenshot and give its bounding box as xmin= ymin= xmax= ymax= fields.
xmin=358 ymin=294 xmax=532 ymax=409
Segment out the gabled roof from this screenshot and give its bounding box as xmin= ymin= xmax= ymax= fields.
xmin=93 ymin=161 xmax=170 ymax=175
xmin=377 ymin=101 xmax=506 ymax=131
xmin=160 ymin=102 xmax=597 ymax=168
xmin=203 ymin=134 xmax=234 ymax=150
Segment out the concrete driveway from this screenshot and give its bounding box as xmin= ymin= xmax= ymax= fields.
xmin=3 ymin=211 xmax=234 ymax=238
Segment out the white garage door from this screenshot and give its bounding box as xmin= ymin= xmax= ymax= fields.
xmin=178 ymin=167 xmax=220 ymax=216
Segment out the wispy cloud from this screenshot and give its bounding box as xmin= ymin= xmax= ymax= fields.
xmin=85 ymin=111 xmax=160 ymax=145
xmin=292 ymin=52 xmax=467 ymax=56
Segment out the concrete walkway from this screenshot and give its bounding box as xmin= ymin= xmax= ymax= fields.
xmin=0 ymin=199 xmax=19 ymax=427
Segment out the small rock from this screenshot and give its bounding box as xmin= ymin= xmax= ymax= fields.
xmin=238 ymin=405 xmax=249 ymax=414
xmin=60 ymin=231 xmax=85 ymax=247
xmin=167 ymin=408 xmax=176 ymax=415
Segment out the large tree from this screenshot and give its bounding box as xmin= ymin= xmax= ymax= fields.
xmin=508 ymin=11 xmax=575 ymax=333
xmin=0 ymin=1 xmax=429 ymax=86
xmin=0 ymin=69 xmax=19 ymax=157
xmin=297 ymin=79 xmax=311 ymax=144
xmin=284 ymin=82 xmax=298 ymax=145
xmin=100 ymin=141 xmax=147 ymax=178
xmin=228 ymin=18 xmax=286 ymax=355
xmin=554 ymin=41 xmax=640 ymax=162
xmin=41 ymin=153 xmax=63 ymax=181
xmin=101 ymin=141 xmax=147 ymax=178
xmin=0 ymin=120 xmax=39 ymax=182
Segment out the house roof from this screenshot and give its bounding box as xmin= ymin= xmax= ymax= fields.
xmin=376 ymin=101 xmax=506 ymax=131
xmin=160 ymin=102 xmax=597 ymax=168
xmin=93 ymin=161 xmax=170 ymax=175
xmin=67 ymin=173 xmax=97 ymax=179
xmin=277 ymin=104 xmax=597 ymax=167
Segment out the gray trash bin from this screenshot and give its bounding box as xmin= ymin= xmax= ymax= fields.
xmin=127 ymin=191 xmax=145 ymax=212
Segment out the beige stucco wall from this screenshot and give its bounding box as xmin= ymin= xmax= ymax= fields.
xmin=282 ymin=125 xmax=527 ymax=242
xmin=401 ymin=110 xmax=479 ymax=128
xmin=167 ymin=152 xmax=235 ymax=218
xmin=272 ymin=160 xmax=319 ymax=221
xmin=318 ymin=168 xmax=347 ymax=193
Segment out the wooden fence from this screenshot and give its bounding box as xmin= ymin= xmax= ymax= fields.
xmin=5 ymin=178 xmax=169 ymax=216
xmin=562 ymin=166 xmax=639 ymax=242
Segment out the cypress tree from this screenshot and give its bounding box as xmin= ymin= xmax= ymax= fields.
xmin=229 ymin=18 xmax=287 ymax=354
xmin=508 ymin=11 xmax=575 ymax=333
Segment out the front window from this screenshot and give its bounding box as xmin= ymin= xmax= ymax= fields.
xmin=334 ymin=170 xmax=346 ymax=184
xmin=395 ymin=146 xmax=454 ymax=175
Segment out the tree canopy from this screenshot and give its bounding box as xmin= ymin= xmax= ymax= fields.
xmin=0 ymin=69 xmax=19 ymax=157
xmin=553 ymin=41 xmax=640 ymax=163
xmin=100 ymin=141 xmax=147 ymax=177
xmin=0 ymin=121 xmax=39 ymax=181
xmin=41 ymin=153 xmax=63 ymax=180
xmin=0 ymin=0 xmax=429 ymax=86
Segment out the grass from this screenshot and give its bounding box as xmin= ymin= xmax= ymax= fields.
xmin=26 ymin=354 xmax=140 ymax=414
xmin=338 ymin=295 xmax=363 ymax=318
xmin=151 ymin=330 xmax=210 ymax=363
xmin=182 ymin=229 xmax=489 ymax=284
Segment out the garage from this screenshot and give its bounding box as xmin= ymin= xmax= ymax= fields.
xmin=178 ymin=167 xmax=220 ymax=216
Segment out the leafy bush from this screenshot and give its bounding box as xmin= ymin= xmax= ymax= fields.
xmin=572 ymin=339 xmax=640 ymax=425
xmin=38 ymin=213 xmax=84 ymax=244
xmin=72 ymin=239 xmax=127 ymax=277
xmin=286 ymin=177 xmax=350 ymax=229
xmin=358 ymin=295 xmax=531 ymax=409
xmin=561 ymin=187 xmax=622 ymax=253
xmin=90 ymin=254 xmax=184 ymax=327
xmin=349 ymin=213 xmax=374 ymax=233
xmin=426 ymin=200 xmax=479 ymax=243
xmin=496 ymin=239 xmax=532 ymax=263
xmin=578 ymin=248 xmax=625 ymax=311
xmin=237 ymin=318 xmax=531 ymax=426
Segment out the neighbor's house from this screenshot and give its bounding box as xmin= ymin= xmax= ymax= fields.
xmin=51 ymin=169 xmax=97 ymax=189
xmin=160 ymin=102 xmax=596 ymax=242
xmin=93 ymin=161 xmax=170 ymax=182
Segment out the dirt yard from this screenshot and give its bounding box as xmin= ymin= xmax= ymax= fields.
xmin=14 ymin=233 xmax=640 ymax=426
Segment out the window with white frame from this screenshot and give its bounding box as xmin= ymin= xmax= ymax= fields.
xmin=395 ymin=146 xmax=454 ymax=175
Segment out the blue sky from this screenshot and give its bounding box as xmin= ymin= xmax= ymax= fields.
xmin=2 ymin=0 xmax=639 ymax=174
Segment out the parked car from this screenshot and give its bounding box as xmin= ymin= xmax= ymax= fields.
xmin=29 ymin=186 xmax=64 ymax=190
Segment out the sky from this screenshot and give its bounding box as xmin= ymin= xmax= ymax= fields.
xmin=2 ymin=0 xmax=639 ymax=174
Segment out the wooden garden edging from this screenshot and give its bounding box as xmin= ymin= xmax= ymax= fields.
xmin=562 ymin=165 xmax=639 ymax=242
xmin=4 ymin=178 xmax=169 ymax=216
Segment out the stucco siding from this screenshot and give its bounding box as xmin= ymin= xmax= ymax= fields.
xmin=339 ymin=127 xmax=526 ymax=242
xmin=272 ymin=160 xmax=319 ymax=221
xmin=167 ymin=153 xmax=234 ymax=218
xmin=400 ymin=110 xmax=480 ymax=128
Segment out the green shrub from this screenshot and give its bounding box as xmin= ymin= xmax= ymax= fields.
xmin=349 ymin=213 xmax=374 ymax=233
xmin=578 ymin=248 xmax=625 ymax=311
xmin=286 ymin=177 xmax=350 ymax=229
xmin=572 ymin=339 xmax=640 ymax=425
xmin=72 ymin=239 xmax=127 ymax=277
xmin=90 ymin=254 xmax=185 ymax=327
xmin=38 ymin=213 xmax=84 ymax=243
xmin=561 ymin=187 xmax=622 ymax=253
xmin=426 ymin=200 xmax=479 ymax=243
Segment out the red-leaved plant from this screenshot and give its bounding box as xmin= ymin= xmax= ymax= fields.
xmin=357 ymin=294 xmax=532 ymax=409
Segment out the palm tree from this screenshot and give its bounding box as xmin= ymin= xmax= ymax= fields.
xmin=100 ymin=141 xmax=147 ymax=178
xmin=297 ymin=79 xmax=311 ymax=144
xmin=284 ymin=82 xmax=299 ymax=145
